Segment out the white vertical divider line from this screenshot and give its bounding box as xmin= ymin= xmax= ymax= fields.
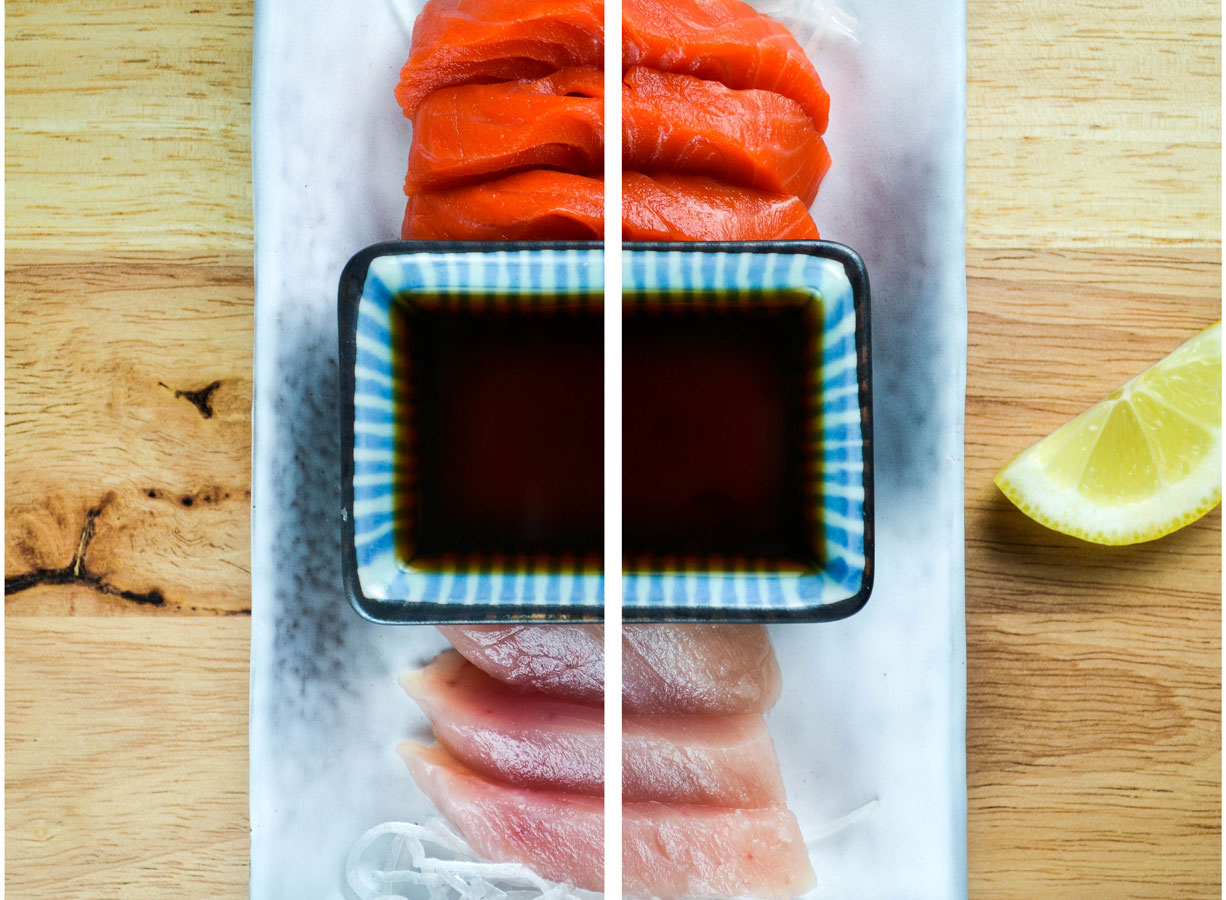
xmin=602 ymin=0 xmax=624 ymax=895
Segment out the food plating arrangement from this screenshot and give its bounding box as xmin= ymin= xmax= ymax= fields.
xmin=334 ymin=0 xmax=879 ymax=895
xmin=394 ymin=0 xmax=830 ymax=241
xmin=10 ymin=0 xmax=1218 ymax=897
xmin=253 ymin=0 xmax=978 ymax=894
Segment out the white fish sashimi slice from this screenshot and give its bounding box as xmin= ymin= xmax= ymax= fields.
xmin=399 ymin=742 xmax=816 ymax=900
xmin=400 ymin=650 xmax=604 ymax=796
xmin=399 ymin=741 xmax=606 ymax=893
xmin=623 ymin=623 xmax=782 ymax=715
xmin=402 ymin=650 xmax=788 ymax=807
xmin=436 ymin=623 xmax=606 ymax=706
xmin=437 ymin=623 xmax=782 ymax=715
xmin=625 ymin=714 xmax=787 ymax=808
xmin=624 ymin=801 xmax=817 ymax=900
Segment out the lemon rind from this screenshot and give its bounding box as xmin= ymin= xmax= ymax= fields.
xmin=994 ymin=322 xmax=1221 ymax=546
xmin=995 ymin=447 xmax=1222 ymax=545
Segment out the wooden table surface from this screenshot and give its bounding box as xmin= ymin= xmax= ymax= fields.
xmin=5 ymin=2 xmax=1220 ymax=897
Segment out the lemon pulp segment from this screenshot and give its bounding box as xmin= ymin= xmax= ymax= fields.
xmin=995 ymin=322 xmax=1221 ymax=545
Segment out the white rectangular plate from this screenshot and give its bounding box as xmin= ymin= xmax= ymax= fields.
xmin=250 ymin=0 xmax=967 ymax=897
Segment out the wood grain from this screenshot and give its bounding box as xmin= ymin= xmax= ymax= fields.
xmin=965 ymin=246 xmax=1221 ymax=898
xmin=6 ymin=1 xmax=256 ymax=896
xmin=3 ymin=0 xmax=1221 ymax=898
xmin=5 ymin=0 xmax=254 ymax=253
xmin=964 ymin=3 xmax=1221 ymax=893
xmin=5 ymin=252 xmax=253 ymax=615
xmin=966 ymin=0 xmax=1220 ymax=248
xmin=5 ymin=0 xmax=255 ymax=613
xmin=5 ymin=618 xmax=249 ymax=898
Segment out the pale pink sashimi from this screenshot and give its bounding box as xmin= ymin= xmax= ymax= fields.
xmin=400 ymin=742 xmax=814 ymax=900
xmin=436 ymin=624 xmax=605 ymax=706
xmin=439 ymin=623 xmax=782 ymax=715
xmin=399 ymin=741 xmax=605 ymax=892
xmin=623 ymin=623 xmax=782 ymax=715
xmin=625 ymin=713 xmax=786 ymax=807
xmin=624 ymin=802 xmax=817 ymax=900
xmin=402 ymin=650 xmax=786 ymax=806
xmin=394 ymin=0 xmax=604 ymax=119
xmin=400 ymin=650 xmax=604 ymax=796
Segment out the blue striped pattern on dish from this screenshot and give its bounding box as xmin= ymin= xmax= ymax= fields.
xmin=349 ymin=248 xmax=604 ymax=609
xmin=622 ymin=248 xmax=868 ymax=613
xmin=346 ymin=245 xmax=867 ymax=617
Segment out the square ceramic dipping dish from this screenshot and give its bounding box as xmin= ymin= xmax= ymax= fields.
xmin=339 ymin=240 xmax=872 ymax=624
xmin=621 ymin=242 xmax=872 ymax=622
xmin=339 ymin=241 xmax=606 ymax=624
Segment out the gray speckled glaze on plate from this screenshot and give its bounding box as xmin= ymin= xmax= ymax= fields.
xmin=250 ymin=1 xmax=967 ymax=897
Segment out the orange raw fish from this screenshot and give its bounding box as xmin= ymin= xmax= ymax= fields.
xmin=395 ymin=0 xmax=604 ymax=118
xmin=400 ymin=742 xmax=816 ymax=900
xmin=406 ymin=67 xmax=604 ymax=191
xmin=402 ymin=650 xmax=788 ymax=806
xmin=401 ymin=170 xmax=603 ymax=240
xmin=623 ymin=66 xmax=830 ymax=206
xmin=623 ymin=172 xmax=819 ymax=241
xmin=623 ymin=0 xmax=830 ymax=133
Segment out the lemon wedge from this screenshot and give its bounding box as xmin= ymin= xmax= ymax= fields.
xmin=995 ymin=322 xmax=1222 ymax=545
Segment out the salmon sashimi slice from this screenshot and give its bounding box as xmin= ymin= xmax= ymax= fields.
xmin=401 ymin=170 xmax=603 ymax=240
xmin=401 ymin=743 xmax=813 ymax=899
xmin=399 ymin=741 xmax=605 ymax=892
xmin=439 ymin=623 xmax=782 ymax=715
xmin=622 ymin=0 xmax=830 ymax=133
xmin=400 ymin=650 xmax=604 ymax=796
xmin=406 ymin=67 xmax=604 ymax=191
xmin=402 ymin=650 xmax=787 ymax=806
xmin=623 ymin=802 xmax=817 ymax=900
xmin=395 ymin=0 xmax=604 ymax=119
xmin=622 ymin=67 xmax=830 ymax=206
xmin=623 ymin=171 xmax=820 ymax=241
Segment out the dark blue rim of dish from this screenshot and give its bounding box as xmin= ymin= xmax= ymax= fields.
xmin=338 ymin=239 xmax=873 ymax=625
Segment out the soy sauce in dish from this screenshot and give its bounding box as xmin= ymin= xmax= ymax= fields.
xmin=622 ymin=292 xmax=823 ymax=573
xmin=393 ymin=294 xmax=603 ymax=572
xmin=392 ymin=290 xmax=822 ymax=575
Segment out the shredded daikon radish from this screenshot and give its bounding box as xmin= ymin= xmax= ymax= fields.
xmin=349 ymin=798 xmax=876 ymax=900
xmin=749 ymin=0 xmax=859 ymax=54
xmin=803 ymin=797 xmax=879 ymax=845
xmin=346 ymin=819 xmax=602 ymax=900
